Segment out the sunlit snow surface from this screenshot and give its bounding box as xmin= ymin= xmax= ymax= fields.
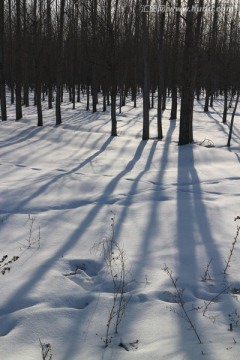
xmin=1 ymin=94 xmax=240 ymax=359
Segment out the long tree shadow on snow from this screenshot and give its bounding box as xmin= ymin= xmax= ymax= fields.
xmin=176 ymin=144 xmax=235 ymax=358
xmin=61 ymin=140 xmax=150 ymax=358
xmin=52 ymin=119 xmax=181 ymax=357
xmin=0 ymin=135 xmax=152 ymax=359
xmin=113 ymin=119 xmax=177 ymax=355
xmin=0 ymin=135 xmax=115 ymax=214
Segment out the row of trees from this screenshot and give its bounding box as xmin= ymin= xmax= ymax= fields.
xmin=0 ymin=0 xmax=240 ymax=144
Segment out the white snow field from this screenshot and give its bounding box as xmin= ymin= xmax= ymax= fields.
xmin=0 ymin=94 xmax=240 ymax=360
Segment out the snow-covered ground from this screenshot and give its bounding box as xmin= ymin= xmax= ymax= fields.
xmin=1 ymin=94 xmax=240 ymax=359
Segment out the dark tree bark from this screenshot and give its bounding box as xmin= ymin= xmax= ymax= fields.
xmin=222 ymin=87 xmax=228 ymax=123
xmin=77 ymin=83 xmax=80 ymax=103
xmin=170 ymin=0 xmax=181 ymax=120
xmin=22 ymin=0 xmax=29 ymax=107
xmin=157 ymin=0 xmax=166 ymax=140
xmin=46 ymin=0 xmax=53 ymax=110
xmin=227 ymin=91 xmax=240 ymax=147
xmin=56 ymin=0 xmax=66 ymax=125
xmin=15 ymin=0 xmax=23 ymax=120
xmin=102 ymin=88 xmax=106 ymax=112
xmin=86 ymin=84 xmax=90 ymax=111
xmin=111 ymin=85 xmax=117 ymax=136
xmin=179 ymin=0 xmax=203 ymax=145
xmin=33 ymin=0 xmax=43 ymax=126
xmin=8 ymin=0 xmax=14 ymax=104
xmin=222 ymin=18 xmax=234 ymax=123
xmin=91 ymin=0 xmax=98 ymax=113
xmin=106 ymin=0 xmax=119 ymax=136
xmin=0 ymin=0 xmax=7 ymax=120
xmin=204 ymin=0 xmax=218 ymax=112
xmin=142 ymin=0 xmax=149 ymax=140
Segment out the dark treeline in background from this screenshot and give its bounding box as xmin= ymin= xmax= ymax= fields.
xmin=0 ymin=0 xmax=240 ymax=144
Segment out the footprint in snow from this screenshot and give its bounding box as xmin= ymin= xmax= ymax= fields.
xmin=63 ymin=259 xmax=102 ymax=291
xmin=15 ymin=164 xmax=27 ymax=168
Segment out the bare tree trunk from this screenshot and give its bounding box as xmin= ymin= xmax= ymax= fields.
xmin=8 ymin=0 xmax=14 ymax=104
xmin=23 ymin=0 xmax=29 ymax=107
xmin=91 ymin=0 xmax=98 ymax=113
xmin=47 ymin=0 xmax=53 ymax=109
xmin=103 ymin=88 xmax=106 ymax=111
xmin=71 ymin=4 xmax=78 ymax=110
xmin=77 ymin=83 xmax=80 ymax=102
xmin=227 ymin=91 xmax=240 ymax=147
xmin=142 ymin=0 xmax=149 ymax=140
xmin=132 ymin=0 xmax=140 ymax=110
xmin=204 ymin=0 xmax=218 ymax=112
xmin=106 ymin=0 xmax=118 ymax=136
xmin=15 ymin=0 xmax=22 ymax=120
xmin=222 ymin=17 xmax=234 ymax=123
xmin=170 ymin=0 xmax=181 ymax=120
xmin=86 ymin=84 xmax=90 ymax=110
xmin=111 ymin=85 xmax=117 ymax=136
xmin=223 ymin=88 xmax=228 ymax=123
xmin=56 ymin=0 xmax=65 ymax=125
xmin=33 ymin=0 xmax=43 ymax=126
xmin=157 ymin=0 xmax=166 ymax=140
xmin=0 ymin=0 xmax=7 ymax=120
xmin=179 ymin=0 xmax=203 ymax=145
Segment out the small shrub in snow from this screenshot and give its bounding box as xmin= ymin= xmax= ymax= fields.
xmin=223 ymin=216 xmax=240 ymax=275
xmin=0 ymin=254 xmax=19 ymax=275
xmin=228 ymin=310 xmax=240 ymax=330
xmin=39 ymin=339 xmax=53 ymax=360
xmin=202 ymin=285 xmax=231 ymax=317
xmin=21 ymin=214 xmax=41 ymax=249
xmin=95 ymin=213 xmax=131 ymax=347
xmin=201 ymin=258 xmax=213 ymax=282
xmin=163 ymin=264 xmax=202 ymax=344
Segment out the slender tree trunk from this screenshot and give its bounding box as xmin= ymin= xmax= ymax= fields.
xmin=170 ymin=0 xmax=181 ymax=120
xmin=33 ymin=0 xmax=42 ymax=126
xmin=77 ymin=83 xmax=80 ymax=102
xmin=227 ymin=91 xmax=240 ymax=147
xmin=132 ymin=0 xmax=140 ymax=110
xmin=210 ymin=92 xmax=214 ymax=107
xmin=23 ymin=0 xmax=29 ymax=107
xmin=162 ymin=80 xmax=167 ymax=111
xmin=223 ymin=88 xmax=228 ymax=123
xmin=86 ymin=84 xmax=90 ymax=110
xmin=91 ymin=0 xmax=98 ymax=113
xmin=0 ymin=0 xmax=7 ymax=120
xmin=204 ymin=88 xmax=210 ymax=112
xmin=151 ymin=89 xmax=154 ymax=108
xmin=157 ymin=0 xmax=166 ymax=140
xmin=111 ymin=86 xmax=117 ymax=136
xmin=119 ymin=89 xmax=122 ymax=113
xmin=72 ymin=85 xmax=75 ymax=109
xmin=8 ymin=0 xmax=14 ymax=104
xmin=103 ymin=88 xmax=106 ymax=111
xmin=47 ymin=0 xmax=53 ymax=109
xmin=36 ymin=78 xmax=42 ymax=126
xmin=15 ymin=0 xmax=22 ymax=120
xmin=142 ymin=0 xmax=149 ymax=140
xmin=106 ymin=0 xmax=118 ymax=136
xmin=204 ymin=0 xmax=218 ymax=112
xmin=56 ymin=0 xmax=65 ymax=125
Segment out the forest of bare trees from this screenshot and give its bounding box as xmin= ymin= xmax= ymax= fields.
xmin=0 ymin=0 xmax=240 ymax=144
